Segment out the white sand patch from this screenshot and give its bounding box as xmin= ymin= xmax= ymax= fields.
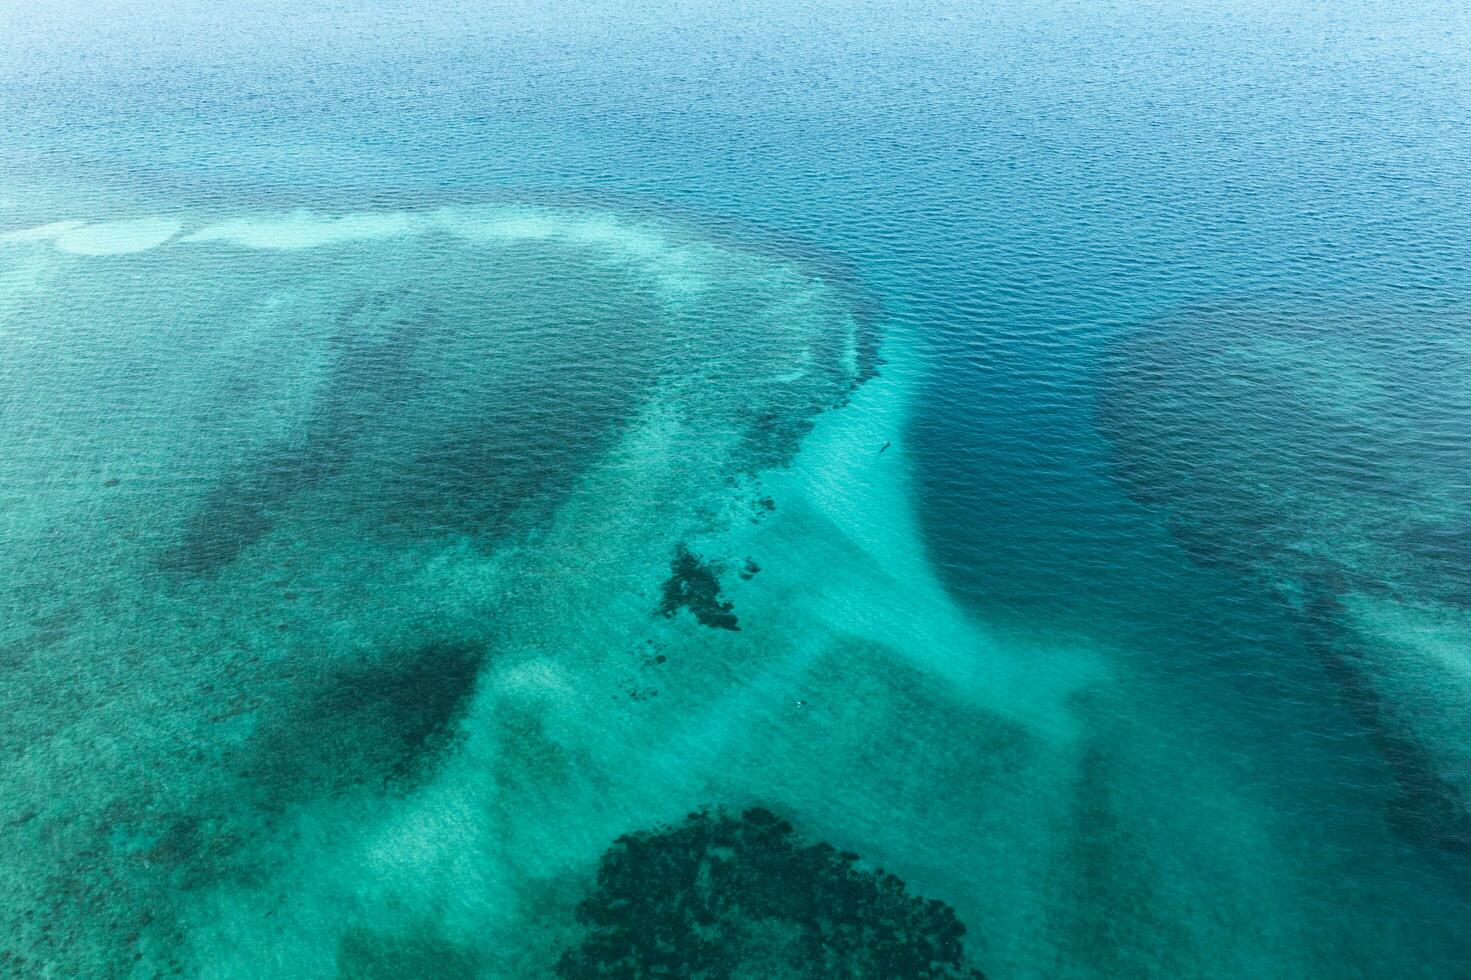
xmin=174 ymin=205 xmax=714 ymax=307
xmin=757 ymin=334 xmax=1107 ymax=734
xmin=54 ymin=217 xmax=182 ymax=254
xmin=560 ymin=214 xmax=667 ymax=260
xmin=434 ymin=205 xmax=676 ymax=263
xmin=185 ymin=210 xmax=422 ymax=249
xmin=492 ymin=658 xmax=577 ymax=697
xmin=431 ymin=205 xmax=562 ymax=242
xmin=1341 ymin=592 xmax=1471 ymax=799
xmin=1346 ymin=594 xmax=1471 ymax=678
xmin=1 ymin=219 xmax=89 ymax=243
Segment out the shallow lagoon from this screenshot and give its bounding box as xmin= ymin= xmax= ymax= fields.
xmin=4 ymin=1 xmax=1471 ymax=976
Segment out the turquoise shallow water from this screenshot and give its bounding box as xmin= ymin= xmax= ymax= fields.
xmin=3 ymin=1 xmax=1471 ymax=977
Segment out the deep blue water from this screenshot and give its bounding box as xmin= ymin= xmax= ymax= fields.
xmin=3 ymin=1 xmax=1471 ymax=976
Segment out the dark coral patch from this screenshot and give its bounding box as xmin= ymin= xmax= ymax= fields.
xmin=557 ymin=807 xmax=985 ymax=979
xmin=660 ymin=545 xmax=740 ymax=631
xmin=161 ymin=288 xmax=430 ymax=577
xmin=243 ymin=640 xmax=485 ymax=804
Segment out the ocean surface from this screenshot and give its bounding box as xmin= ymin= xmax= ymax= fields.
xmin=2 ymin=1 xmax=1470 ymax=976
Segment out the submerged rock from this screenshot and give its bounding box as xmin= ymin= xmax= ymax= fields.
xmin=659 ymin=545 xmax=740 ymax=631
xmin=557 ymin=806 xmax=986 ymax=979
